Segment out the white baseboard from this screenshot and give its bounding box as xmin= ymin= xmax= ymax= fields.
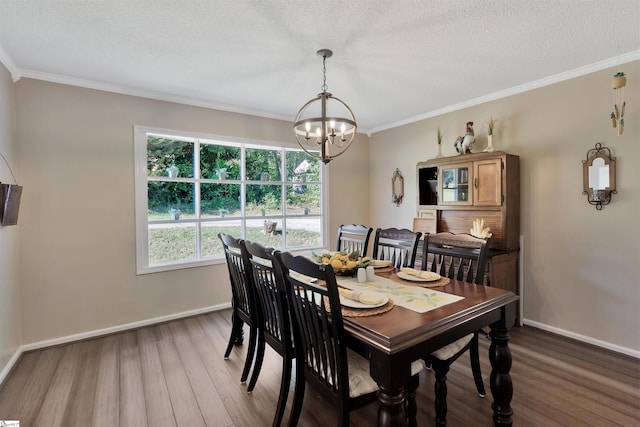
xmin=1 ymin=303 xmax=231 ymax=387
xmin=523 ymin=318 xmax=640 ymax=359
xmin=0 ymin=346 xmax=23 ymax=387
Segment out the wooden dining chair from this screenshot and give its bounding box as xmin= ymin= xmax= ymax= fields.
xmin=420 ymin=232 xmax=490 ymax=426
xmin=274 ymin=251 xmax=423 ymax=427
xmin=336 ymin=224 xmax=373 ymax=257
xmin=372 ymin=227 xmax=422 ymax=268
xmin=218 ymin=233 xmax=259 ymax=387
xmin=241 ymin=240 xmax=296 ymax=427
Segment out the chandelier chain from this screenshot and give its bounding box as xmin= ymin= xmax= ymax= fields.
xmin=321 ymin=54 xmax=328 ymax=92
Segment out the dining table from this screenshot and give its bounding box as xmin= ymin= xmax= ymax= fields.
xmin=335 ymin=266 xmax=519 ymax=427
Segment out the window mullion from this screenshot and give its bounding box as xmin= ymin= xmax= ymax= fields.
xmin=194 ymin=139 xmax=202 ymax=259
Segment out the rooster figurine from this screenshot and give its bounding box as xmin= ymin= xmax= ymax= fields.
xmin=454 ymin=121 xmax=475 ymax=154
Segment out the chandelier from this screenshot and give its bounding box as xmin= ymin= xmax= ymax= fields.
xmin=293 ymin=49 xmax=357 ymax=164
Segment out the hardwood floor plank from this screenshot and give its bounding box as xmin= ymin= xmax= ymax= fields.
xmin=0 ymin=350 xmax=41 ymax=415
xmin=167 ymin=320 xmax=233 ymax=427
xmin=59 ymin=338 xmax=102 ymax=427
xmin=137 ymin=327 xmax=177 ymax=427
xmin=119 ymin=331 xmax=148 ymax=427
xmin=153 ymin=323 xmax=206 ymax=427
xmin=92 ymin=334 xmax=120 ymax=427
xmin=4 ymin=346 xmax=64 ymax=425
xmin=183 ymin=316 xmax=271 ymax=427
xmin=33 ymin=343 xmax=83 ymax=427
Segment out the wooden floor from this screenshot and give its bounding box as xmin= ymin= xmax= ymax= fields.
xmin=0 ymin=309 xmax=638 ymax=426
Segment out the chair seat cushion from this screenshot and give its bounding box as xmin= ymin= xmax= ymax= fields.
xmin=430 ymin=333 xmax=474 ymax=360
xmin=347 ymin=350 xmax=425 ymax=398
xmin=347 ymin=349 xmax=380 ymax=397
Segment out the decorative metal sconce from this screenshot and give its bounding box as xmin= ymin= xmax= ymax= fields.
xmin=391 ymin=168 xmax=404 ymax=206
xmin=582 ymin=142 xmax=616 ymax=210
xmin=0 ymin=152 xmax=22 ymax=225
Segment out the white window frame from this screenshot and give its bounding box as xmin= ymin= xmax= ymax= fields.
xmin=134 ymin=125 xmax=329 ymax=274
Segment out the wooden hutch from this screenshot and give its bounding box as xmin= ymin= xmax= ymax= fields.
xmin=414 ymin=151 xmax=520 ymax=300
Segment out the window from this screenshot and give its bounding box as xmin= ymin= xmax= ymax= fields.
xmin=134 ymin=126 xmax=325 ymax=274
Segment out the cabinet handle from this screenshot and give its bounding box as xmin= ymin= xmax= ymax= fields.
xmin=474 ymin=178 xmax=478 ymax=189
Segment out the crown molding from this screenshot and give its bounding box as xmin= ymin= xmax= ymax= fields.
xmin=18 ymin=68 xmax=294 ymax=123
xmin=0 ymin=44 xmax=21 ymax=82
xmin=6 ymin=48 xmax=640 ymax=136
xmin=369 ymin=50 xmax=640 ymax=135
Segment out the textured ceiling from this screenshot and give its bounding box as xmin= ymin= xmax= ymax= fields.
xmin=1 ymin=0 xmax=639 ymax=133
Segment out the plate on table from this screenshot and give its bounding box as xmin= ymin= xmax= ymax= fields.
xmin=397 ymin=271 xmax=441 ymax=282
xmin=340 ymin=294 xmax=389 ymax=309
xmin=370 ymin=259 xmax=392 ymax=269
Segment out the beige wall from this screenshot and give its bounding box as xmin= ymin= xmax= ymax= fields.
xmin=14 ymin=79 xmax=369 ymax=344
xmin=0 ymin=63 xmax=21 ymax=376
xmin=6 ymin=59 xmax=638 ymax=358
xmin=369 ymin=60 xmax=640 ymax=354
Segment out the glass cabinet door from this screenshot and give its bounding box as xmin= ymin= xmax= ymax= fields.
xmin=439 ymin=162 xmax=473 ymax=205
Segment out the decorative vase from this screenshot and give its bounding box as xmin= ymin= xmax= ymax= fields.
xmin=436 ymin=143 xmax=444 ymax=158
xmin=484 ymin=135 xmax=495 ymax=152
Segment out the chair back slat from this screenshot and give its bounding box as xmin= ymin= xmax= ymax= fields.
xmin=243 ymin=240 xmax=292 ymax=352
xmin=422 ymin=232 xmax=489 ymax=285
xmin=336 ymin=224 xmax=373 ymax=257
xmin=219 ymin=233 xmax=254 ymax=319
xmin=372 ymin=227 xmax=422 ymax=268
xmin=274 ymin=251 xmax=349 ymax=399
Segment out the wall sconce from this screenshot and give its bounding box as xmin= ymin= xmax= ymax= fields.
xmin=0 ymin=183 xmax=22 ymax=225
xmin=391 ymin=168 xmax=404 ymax=206
xmin=0 ymin=152 xmax=22 ymax=225
xmin=582 ymin=142 xmax=616 ymax=210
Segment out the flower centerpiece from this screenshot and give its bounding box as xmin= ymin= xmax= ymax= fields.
xmin=311 ymin=250 xmax=371 ymax=276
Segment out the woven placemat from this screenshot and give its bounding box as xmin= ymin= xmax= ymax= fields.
xmin=325 ymin=297 xmax=396 ymax=317
xmin=389 ymin=274 xmax=450 ymax=288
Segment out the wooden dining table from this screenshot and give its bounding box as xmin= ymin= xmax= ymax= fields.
xmin=341 ymin=271 xmax=519 ymax=426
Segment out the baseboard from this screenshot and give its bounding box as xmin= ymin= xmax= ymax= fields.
xmin=1 ymin=303 xmax=231 ymax=388
xmin=21 ymin=302 xmax=231 ymax=352
xmin=0 ymin=346 xmax=23 ymax=388
xmin=523 ymin=318 xmax=640 ymax=359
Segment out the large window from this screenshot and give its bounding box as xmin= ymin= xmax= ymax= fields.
xmin=134 ymin=126 xmax=325 ymax=274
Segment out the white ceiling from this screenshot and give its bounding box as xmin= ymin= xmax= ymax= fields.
xmin=1 ymin=0 xmax=639 ymax=134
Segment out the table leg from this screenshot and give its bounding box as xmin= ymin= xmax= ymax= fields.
xmin=489 ymin=325 xmax=513 ymax=426
xmin=377 ymin=386 xmax=408 ymax=427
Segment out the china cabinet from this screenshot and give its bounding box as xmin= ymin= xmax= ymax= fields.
xmin=415 ymin=151 xmax=520 ymax=319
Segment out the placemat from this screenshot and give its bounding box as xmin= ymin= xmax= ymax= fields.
xmin=389 ymin=274 xmax=450 ymax=288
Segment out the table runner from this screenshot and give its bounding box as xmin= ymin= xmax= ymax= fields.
xmin=336 ymin=275 xmax=463 ymax=314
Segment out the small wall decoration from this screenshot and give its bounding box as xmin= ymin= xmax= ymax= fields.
xmin=610 ymin=72 xmax=626 ymax=136
xmin=484 ymin=116 xmax=497 ymax=152
xmin=454 ymin=121 xmax=475 ymax=154
xmin=391 ymin=168 xmax=404 ymax=206
xmin=436 ymin=126 xmax=445 ymax=158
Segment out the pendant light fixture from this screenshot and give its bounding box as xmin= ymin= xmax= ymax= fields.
xmin=293 ymin=49 xmax=357 ymax=164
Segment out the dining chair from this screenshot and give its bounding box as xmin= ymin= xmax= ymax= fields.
xmin=372 ymin=227 xmax=422 ymax=268
xmin=274 ymin=251 xmax=423 ymax=427
xmin=241 ymin=240 xmax=296 ymax=426
xmin=420 ymin=231 xmax=490 ymax=426
xmin=336 ymin=224 xmax=373 ymax=257
xmin=218 ymin=233 xmax=259 ymax=387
